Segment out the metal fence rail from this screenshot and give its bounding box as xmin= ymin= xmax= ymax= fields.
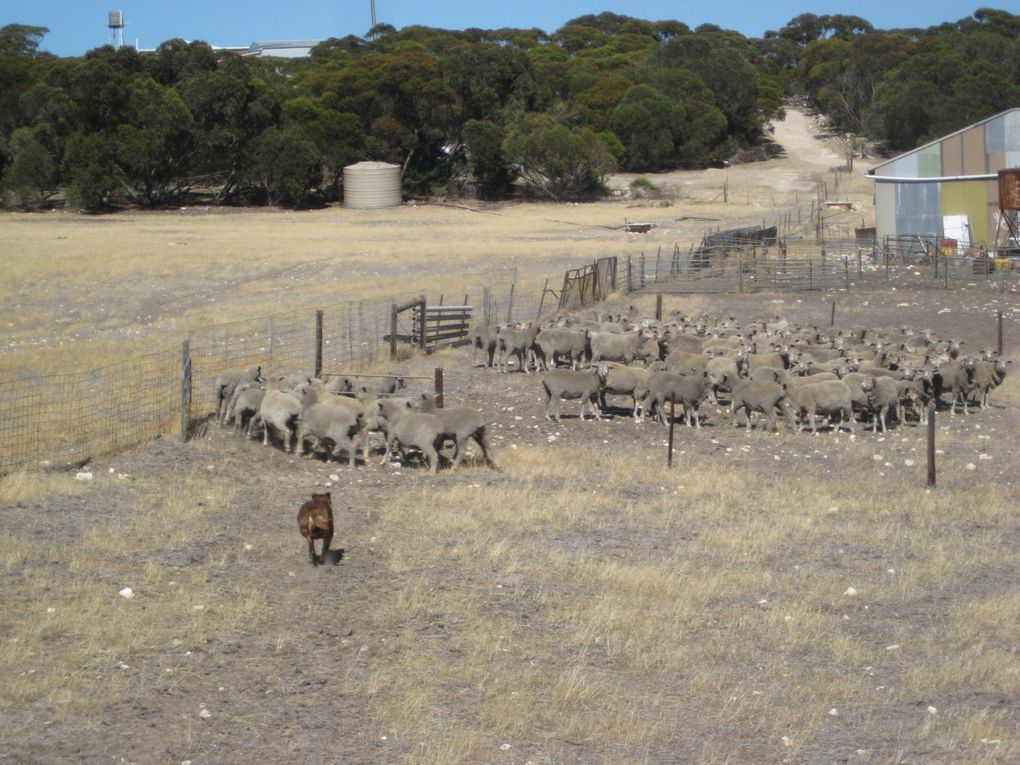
xmin=639 ymin=252 xmax=849 ymax=294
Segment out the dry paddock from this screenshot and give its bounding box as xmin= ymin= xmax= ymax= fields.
xmin=2 ymin=276 xmax=1020 ymax=765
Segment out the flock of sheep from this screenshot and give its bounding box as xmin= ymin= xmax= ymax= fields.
xmin=210 ymin=304 xmax=1009 ymax=476
xmin=213 ymin=367 xmax=495 ymax=474
xmin=472 ymin=307 xmax=1010 ymax=436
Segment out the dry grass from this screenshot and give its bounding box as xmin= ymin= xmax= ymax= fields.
xmin=340 ymin=443 xmax=1020 ymax=763
xmin=0 ymin=471 xmax=266 ymax=738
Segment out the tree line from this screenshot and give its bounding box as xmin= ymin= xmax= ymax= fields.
xmin=0 ymin=9 xmax=1017 ymax=211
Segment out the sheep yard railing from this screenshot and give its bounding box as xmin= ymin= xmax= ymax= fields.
xmin=632 ymin=250 xmax=851 ymax=294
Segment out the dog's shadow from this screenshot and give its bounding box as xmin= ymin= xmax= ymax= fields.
xmin=325 ymin=548 xmax=345 ymax=565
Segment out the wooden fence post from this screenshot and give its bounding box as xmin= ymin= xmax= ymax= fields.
xmin=390 ymin=303 xmax=398 ymax=360
xmin=315 ymin=309 xmax=323 ymax=378
xmin=418 ymin=297 xmax=427 ymax=351
xmin=656 ymin=294 xmax=663 ymax=322
xmin=626 ymin=256 xmax=633 ymax=293
xmin=434 ymin=368 xmax=444 ymax=409
xmin=830 ymin=300 xmax=836 ymax=327
xmin=506 ymin=283 xmax=515 ymax=324
xmin=997 ymin=310 xmax=1004 ymax=356
xmin=180 ymin=339 xmax=192 ymax=443
xmin=927 ymin=404 xmax=937 ymax=488
xmin=667 ymin=394 xmax=676 ymax=468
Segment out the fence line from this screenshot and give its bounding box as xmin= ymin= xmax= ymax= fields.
xmin=0 ymin=262 xmax=565 ymax=474
xmin=3 ymin=237 xmax=1016 ymax=474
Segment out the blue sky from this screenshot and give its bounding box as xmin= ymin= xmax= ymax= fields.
xmin=5 ymin=1 xmax=993 ymax=57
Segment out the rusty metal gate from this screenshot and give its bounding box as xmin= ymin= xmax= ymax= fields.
xmin=558 ymin=256 xmax=617 ymax=311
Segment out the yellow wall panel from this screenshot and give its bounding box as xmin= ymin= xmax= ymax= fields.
xmin=942 ymin=180 xmax=991 ymax=247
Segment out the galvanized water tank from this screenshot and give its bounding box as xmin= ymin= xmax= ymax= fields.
xmin=343 ymin=161 xmax=402 ymax=208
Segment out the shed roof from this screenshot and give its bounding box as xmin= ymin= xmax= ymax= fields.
xmin=868 ymin=107 xmax=1020 ymax=176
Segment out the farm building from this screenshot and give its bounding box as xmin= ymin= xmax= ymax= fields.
xmin=866 ymin=108 xmax=1020 ymax=253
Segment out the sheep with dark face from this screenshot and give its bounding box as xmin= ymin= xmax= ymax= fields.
xmin=729 ymin=379 xmax=796 ymax=432
xmin=214 ymin=366 xmax=263 ymax=424
xmin=542 ymin=368 xmax=604 ymax=422
xmin=896 ymin=376 xmax=932 ymax=425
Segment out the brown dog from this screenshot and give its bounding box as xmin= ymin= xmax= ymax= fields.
xmin=297 ymin=492 xmax=334 ymax=566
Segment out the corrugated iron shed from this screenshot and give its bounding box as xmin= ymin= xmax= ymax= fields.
xmin=867 ymin=108 xmax=1020 ymax=251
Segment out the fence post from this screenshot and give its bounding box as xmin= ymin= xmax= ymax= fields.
xmin=927 ymin=404 xmax=936 ymax=488
xmin=537 ymin=278 xmax=549 ymax=321
xmin=654 ymin=250 xmax=661 ymax=283
xmin=315 ymin=309 xmax=324 ymax=378
xmin=418 ymin=297 xmax=427 ymax=351
xmin=483 ymin=287 xmax=492 ymax=326
xmin=857 ymin=248 xmax=863 ymax=277
xmin=506 ymin=283 xmax=515 ymax=325
xmin=390 ymin=303 xmax=398 ymax=360
xmin=180 ymin=339 xmax=192 ymax=443
xmin=944 ymin=257 xmax=949 ymax=290
xmin=640 ymin=253 xmax=646 ymax=289
xmin=627 ymin=256 xmax=633 ymax=292
xmin=809 ymin=261 xmax=814 ymax=291
xmin=998 ymin=310 xmax=1004 ymax=356
xmin=738 ymin=254 xmax=743 ymax=293
xmin=434 ymin=367 xmax=444 ymax=409
xmin=844 ymin=257 xmax=850 ymax=290
xmin=667 ymin=394 xmax=676 ymax=468
xmin=656 ymin=294 xmax=663 ymax=321
xmin=347 ymin=302 xmax=354 ymax=364
xmin=830 ymin=300 xmax=836 ymax=327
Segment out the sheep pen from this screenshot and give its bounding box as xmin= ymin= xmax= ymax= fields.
xmin=3 ymin=120 xmax=1020 ymax=763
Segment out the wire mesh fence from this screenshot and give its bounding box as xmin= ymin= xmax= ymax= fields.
xmin=631 ymin=247 xmax=851 ymax=294
xmin=0 ymin=349 xmax=179 ymax=473
xmin=0 ymin=264 xmax=539 ymax=474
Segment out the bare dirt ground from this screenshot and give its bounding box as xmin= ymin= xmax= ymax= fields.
xmin=2 ymin=110 xmax=1019 ymax=764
